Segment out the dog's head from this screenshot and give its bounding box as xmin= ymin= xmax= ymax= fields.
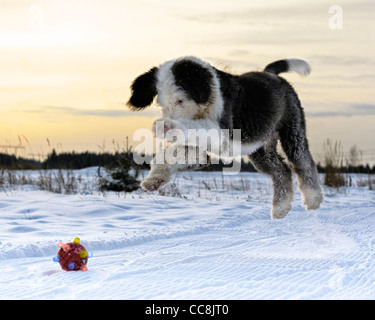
xmin=127 ymin=57 xmax=223 ymax=121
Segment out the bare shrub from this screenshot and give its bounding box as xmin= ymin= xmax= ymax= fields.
xmin=323 ymin=139 xmax=346 ymax=188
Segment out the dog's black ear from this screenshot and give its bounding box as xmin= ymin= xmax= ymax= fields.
xmin=171 ymin=60 xmax=213 ymax=105
xmin=127 ymin=67 xmax=158 ymax=110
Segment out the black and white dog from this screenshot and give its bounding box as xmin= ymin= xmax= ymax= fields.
xmin=127 ymin=56 xmax=323 ymax=219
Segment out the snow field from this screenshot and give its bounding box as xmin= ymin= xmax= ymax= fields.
xmin=0 ymin=169 xmax=374 ymax=299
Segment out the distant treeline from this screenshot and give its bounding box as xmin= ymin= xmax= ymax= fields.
xmin=1 ymin=149 xmax=375 ymax=174
xmin=0 ymin=149 xmax=149 ymax=170
xmin=42 ymin=149 xmax=129 ymax=170
xmin=0 ymin=150 xmax=121 ymax=170
xmin=316 ymin=163 xmax=375 ymax=174
xmin=0 ymin=153 xmax=41 ymax=170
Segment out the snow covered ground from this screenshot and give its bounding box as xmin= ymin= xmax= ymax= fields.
xmin=0 ymin=168 xmax=374 ymax=299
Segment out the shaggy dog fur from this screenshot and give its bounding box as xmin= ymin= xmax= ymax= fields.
xmin=127 ymin=56 xmax=323 ymax=219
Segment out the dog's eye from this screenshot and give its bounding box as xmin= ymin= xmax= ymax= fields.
xmin=177 ymin=99 xmax=183 ymax=105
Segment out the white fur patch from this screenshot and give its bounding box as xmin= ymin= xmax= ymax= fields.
xmin=287 ymin=59 xmax=311 ymax=77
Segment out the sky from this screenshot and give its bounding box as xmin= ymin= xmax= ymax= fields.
xmin=0 ymin=0 xmax=374 ymax=164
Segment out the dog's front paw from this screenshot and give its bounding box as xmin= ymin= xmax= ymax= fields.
xmin=152 ymin=119 xmax=177 ymax=137
xmin=141 ymin=175 xmax=169 ymax=191
xmin=163 ymin=119 xmax=177 ymax=134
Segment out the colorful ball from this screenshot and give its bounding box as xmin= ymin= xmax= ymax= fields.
xmin=55 ymin=237 xmax=89 ymax=271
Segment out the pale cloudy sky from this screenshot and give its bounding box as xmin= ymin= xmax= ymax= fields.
xmin=0 ymin=0 xmax=374 ymax=163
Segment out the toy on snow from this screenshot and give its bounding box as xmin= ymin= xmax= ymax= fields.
xmin=53 ymin=237 xmax=92 ymax=271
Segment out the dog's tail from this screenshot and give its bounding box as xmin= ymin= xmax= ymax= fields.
xmin=264 ymin=59 xmax=311 ymax=77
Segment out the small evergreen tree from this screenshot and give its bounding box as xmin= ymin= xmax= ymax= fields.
xmin=99 ymin=137 xmax=140 ymax=192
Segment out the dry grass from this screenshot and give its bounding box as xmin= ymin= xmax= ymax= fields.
xmin=37 ymin=169 xmax=79 ymax=194
xmin=0 ymin=169 xmax=85 ymax=194
xmin=323 ymin=139 xmax=346 ymax=188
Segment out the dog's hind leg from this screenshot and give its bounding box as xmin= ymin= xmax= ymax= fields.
xmin=248 ymin=137 xmax=294 ymax=219
xmin=279 ymin=100 xmax=323 ymax=211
